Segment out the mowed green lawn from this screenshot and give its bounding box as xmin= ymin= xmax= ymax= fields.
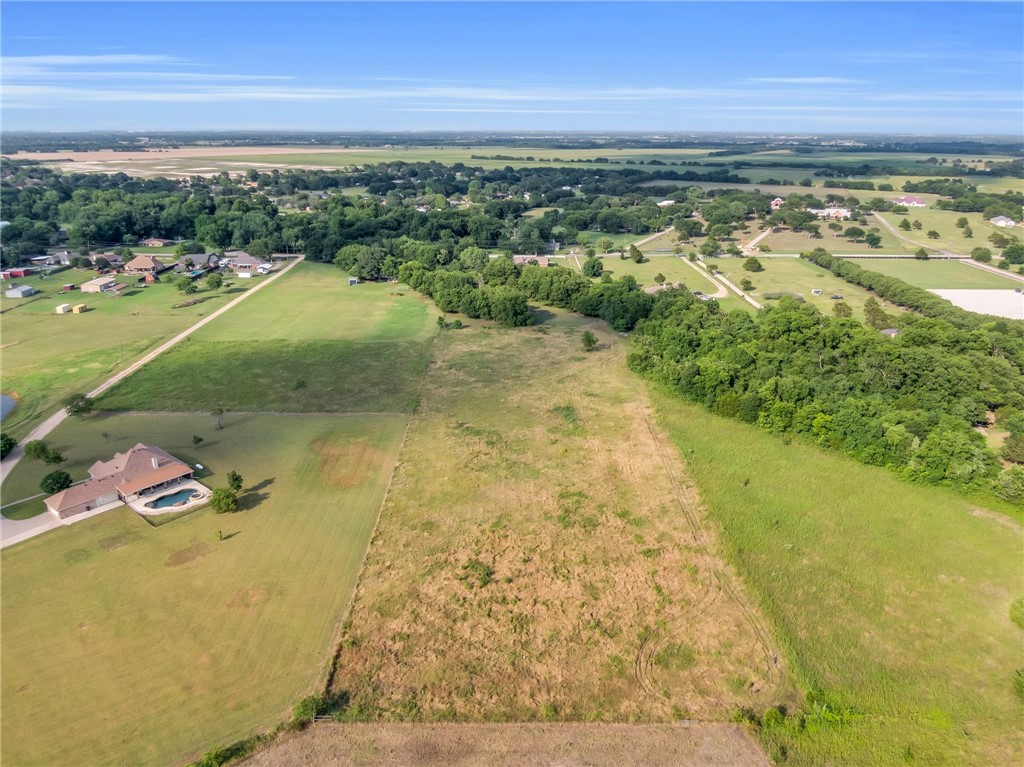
xmin=650 ymin=392 xmax=1023 ymax=766
xmin=572 ymin=254 xmax=722 ymax=295
xmin=844 ymin=258 xmax=1024 ymax=289
xmin=704 ymin=257 xmax=895 ymax=320
xmin=95 ymin=264 xmax=436 ymax=415
xmin=0 ymin=269 xmax=256 ymax=439
xmin=758 ymin=226 xmax=912 ymax=255
xmin=1 ymin=412 xmax=407 ymax=766
xmin=188 ymin=261 xmax=434 ymax=343
xmin=878 ymin=209 xmax=1018 ymax=256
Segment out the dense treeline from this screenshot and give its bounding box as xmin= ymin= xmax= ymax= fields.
xmin=802 ymin=248 xmax=1024 ymax=351
xmin=629 ymin=291 xmax=1024 ymax=502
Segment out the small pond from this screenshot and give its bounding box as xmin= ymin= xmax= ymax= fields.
xmin=0 ymin=394 xmax=16 ymax=422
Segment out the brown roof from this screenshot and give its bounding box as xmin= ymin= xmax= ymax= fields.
xmin=87 ymin=442 xmax=193 ymax=496
xmin=45 ymin=476 xmax=119 ymax=513
xmin=124 ymin=254 xmax=163 ymax=271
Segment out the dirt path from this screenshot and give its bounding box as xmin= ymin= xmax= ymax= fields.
xmin=959 ymin=258 xmax=1024 ymax=283
xmin=743 ymin=228 xmax=773 ymax=253
xmin=871 ymin=212 xmax=958 ymax=256
xmin=242 ymin=723 xmax=772 ymax=767
xmin=633 ymin=226 xmax=674 ymax=248
xmin=680 ymin=258 xmax=728 ymax=299
xmin=0 ymin=256 xmax=305 ymax=487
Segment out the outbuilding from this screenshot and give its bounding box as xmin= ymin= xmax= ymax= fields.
xmin=81 ymin=276 xmax=116 ymax=293
xmin=348 ymin=276 xmax=358 ymax=286
xmin=72 ymin=304 xmax=88 ymax=313
xmin=55 ymin=303 xmax=73 ymax=314
xmin=5 ymin=284 xmax=36 ymax=299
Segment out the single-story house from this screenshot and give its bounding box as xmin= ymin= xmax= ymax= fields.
xmin=81 ymin=276 xmax=117 ymax=293
xmin=226 ymin=251 xmax=271 ymax=271
xmin=807 ymin=207 xmax=851 ymax=220
xmin=5 ymin=284 xmax=36 ymax=299
xmin=123 ymin=254 xmax=165 ymax=275
xmin=895 ymin=195 xmax=926 ymax=207
xmin=990 ymin=216 xmax=1017 ymax=228
xmin=513 ymin=255 xmax=551 ymax=267
xmin=45 ymin=443 xmax=194 ymax=519
xmin=30 ymin=255 xmax=54 ymax=266
xmin=175 ymin=253 xmax=220 ymax=272
xmin=141 ymin=237 xmax=174 ymax=247
xmin=53 ymin=251 xmax=75 ymax=265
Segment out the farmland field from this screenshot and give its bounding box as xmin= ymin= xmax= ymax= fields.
xmin=0 ymin=269 xmax=257 ymax=439
xmin=328 ymin=311 xmax=793 ymax=724
xmin=847 ymin=258 xmax=1024 ymax=290
xmin=1 ymin=412 xmax=408 ymax=766
xmin=650 ymin=391 xmax=1023 ymax=766
xmin=703 ymin=257 xmax=895 ymax=320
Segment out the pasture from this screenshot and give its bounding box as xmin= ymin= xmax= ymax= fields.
xmin=650 ymin=391 xmax=1023 ymax=766
xmin=573 ymin=254 xmax=722 ymax=295
xmin=878 ymin=209 xmax=1019 ymax=255
xmin=849 ymin=258 xmax=1024 ymax=290
xmin=1 ymin=411 xmax=408 ymax=766
xmin=703 ymin=257 xmax=892 ymax=320
xmin=329 ymin=312 xmax=792 ymax=723
xmin=0 ymin=269 xmax=246 ymax=438
xmin=757 ymin=226 xmax=911 ymax=255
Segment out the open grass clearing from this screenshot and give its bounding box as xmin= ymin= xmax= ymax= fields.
xmin=704 ymin=257 xmax=895 ymax=320
xmin=757 ymin=226 xmax=911 ymax=255
xmin=95 ymin=338 xmax=431 ymax=415
xmin=1 ymin=412 xmax=407 ymax=766
xmin=0 ymin=269 xmax=254 ymax=438
xmin=878 ymin=209 xmax=1018 ymax=256
xmin=329 ymin=312 xmax=790 ymax=723
xmin=572 ymin=254 xmax=721 ymax=295
xmin=189 ymin=262 xmax=434 ymax=343
xmin=650 ymin=390 xmax=1023 ymax=766
xmin=847 ymin=258 xmax=1024 ymax=289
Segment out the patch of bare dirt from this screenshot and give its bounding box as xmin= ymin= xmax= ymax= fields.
xmin=969 ymin=505 xmax=1023 ymax=533
xmin=242 ymin=723 xmax=770 ymax=767
xmin=98 ymin=530 xmax=143 ymax=551
xmin=164 ymin=540 xmax=211 ymax=567
xmin=314 ymin=438 xmax=386 ymax=489
xmin=226 ymin=584 xmax=274 ymax=609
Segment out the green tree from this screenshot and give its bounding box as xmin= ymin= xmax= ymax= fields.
xmin=176 ymin=276 xmax=197 ymax=294
xmin=61 ymin=393 xmax=93 ymax=419
xmin=898 ymin=219 xmax=912 ymax=231
xmin=654 ymin=273 xmax=666 ymax=285
xmin=926 ymin=230 xmax=940 ymax=240
xmin=699 ymin=237 xmax=721 ymax=257
xmin=192 ymin=435 xmax=204 ymax=447
xmin=40 ymin=470 xmax=72 ymax=494
xmin=597 ymin=237 xmax=614 ymax=253
xmin=864 ymin=232 xmax=882 ymax=248
xmin=843 ymin=226 xmax=865 ymax=241
xmin=226 ymin=470 xmax=244 ymax=492
xmin=628 ymin=244 xmax=644 ymax=263
xmin=24 ymin=439 xmax=50 ymax=460
xmin=912 ymin=220 xmax=923 ymax=230
xmin=914 ymin=248 xmax=930 ymax=260
xmin=581 ymin=330 xmax=598 ymax=352
xmin=209 ymin=487 xmax=238 ymax=514
xmin=206 ymin=272 xmax=223 ymax=290
xmin=0 ymin=433 xmax=15 ymax=459
xmin=955 ymin=217 xmax=969 ymax=229
xmin=832 ymin=301 xmax=853 ymax=318
xmin=43 ymin=448 xmax=65 ymax=465
xmin=93 ymin=256 xmax=111 ymax=269
xmin=962 ymin=226 xmax=973 ymax=239
xmin=971 ymin=247 xmax=992 ymax=263
xmin=739 ymin=277 xmax=754 ymax=291
xmin=742 ymin=257 xmax=764 ymax=272
xmin=582 ymin=257 xmax=604 ymax=277
xmin=863 ymin=297 xmax=891 ymax=329
xmin=487 ymin=286 xmax=534 ymax=327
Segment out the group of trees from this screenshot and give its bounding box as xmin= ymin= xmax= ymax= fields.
xmin=629 ymin=290 xmax=1024 ymax=501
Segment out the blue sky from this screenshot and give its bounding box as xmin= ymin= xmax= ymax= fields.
xmin=2 ymin=1 xmax=1022 ymax=134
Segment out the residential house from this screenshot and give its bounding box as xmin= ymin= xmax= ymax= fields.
xmin=175 ymin=253 xmax=220 ymax=272
xmin=990 ymin=216 xmax=1017 ymax=228
xmin=513 ymin=255 xmax=551 ymax=267
xmin=895 ymin=195 xmax=926 ymax=207
xmin=44 ymin=443 xmax=194 ymax=519
xmin=657 ymin=200 xmax=675 ymax=208
xmin=123 ymin=254 xmax=165 ymax=275
xmin=807 ymin=207 xmax=852 ymax=220
xmin=141 ymin=237 xmax=174 ymax=247
xmin=226 ymin=252 xmax=271 ymax=272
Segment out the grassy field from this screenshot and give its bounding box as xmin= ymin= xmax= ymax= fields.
xmin=650 ymin=391 xmax=1023 ymax=766
xmin=845 ymin=258 xmax=1024 ymax=289
xmin=878 ymin=209 xmax=1019 ymax=255
xmin=570 ymin=254 xmax=722 ymax=295
xmin=704 ymin=257 xmax=894 ymax=320
xmin=0 ymin=269 xmax=257 ymax=438
xmin=757 ymin=226 xmax=913 ymax=255
xmin=1 ymin=412 xmax=408 ymax=766
xmin=329 ymin=312 xmax=792 ymax=723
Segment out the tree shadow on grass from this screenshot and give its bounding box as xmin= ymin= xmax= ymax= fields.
xmin=248 ymin=477 xmax=275 ymax=493
xmin=236 ymin=491 xmax=270 ymax=512
xmin=221 ymin=531 xmax=241 ymax=541
xmin=531 ymin=308 xmax=558 ymax=325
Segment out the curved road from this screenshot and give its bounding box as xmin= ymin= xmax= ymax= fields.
xmin=0 ymin=256 xmax=305 ymax=486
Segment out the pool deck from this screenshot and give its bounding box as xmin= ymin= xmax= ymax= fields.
xmin=128 ymin=479 xmax=211 ymax=516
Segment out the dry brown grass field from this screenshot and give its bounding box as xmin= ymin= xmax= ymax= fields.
xmin=326 ymin=310 xmax=792 ymax=724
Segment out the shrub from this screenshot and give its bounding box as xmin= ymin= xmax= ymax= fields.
xmin=61 ymin=393 xmax=93 ymax=419
xmin=24 ymin=439 xmax=49 ymax=460
xmin=742 ymin=257 xmax=764 ymax=272
xmin=581 ymin=330 xmax=598 ymax=352
xmin=0 ymin=433 xmax=15 ymax=459
xmin=209 ymin=487 xmax=238 ymax=514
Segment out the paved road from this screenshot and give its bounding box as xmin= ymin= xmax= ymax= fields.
xmin=743 ymin=228 xmax=773 ymax=253
xmin=0 ymin=256 xmax=305 ymax=487
xmin=634 ymin=226 xmax=674 ymax=248
xmin=958 ymin=258 xmax=1024 ymax=283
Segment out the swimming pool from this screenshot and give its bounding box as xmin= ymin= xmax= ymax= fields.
xmin=145 ymin=488 xmax=202 ymax=509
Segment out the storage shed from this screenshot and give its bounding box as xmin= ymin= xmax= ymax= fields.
xmin=4 ymin=284 xmax=36 ymax=299
xmin=55 ymin=303 xmax=73 ymax=314
xmin=72 ymin=304 xmax=87 ymax=314
xmin=348 ymin=277 xmax=358 ymax=286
